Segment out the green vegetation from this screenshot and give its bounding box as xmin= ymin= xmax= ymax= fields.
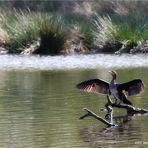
xmin=0 ymin=9 xmax=39 ymax=52
xmin=113 ymin=12 xmax=148 ymax=44
xmin=0 ymin=0 xmax=147 ymax=54
xmin=0 ymin=10 xmax=68 ymax=54
xmin=36 ymin=15 xmax=67 ymax=54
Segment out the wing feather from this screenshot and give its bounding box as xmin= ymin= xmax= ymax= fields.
xmin=117 ymin=79 xmax=144 ymax=96
xmin=76 ymin=79 xmax=110 ymax=94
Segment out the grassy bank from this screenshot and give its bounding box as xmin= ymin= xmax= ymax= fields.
xmin=0 ymin=1 xmax=147 ymax=55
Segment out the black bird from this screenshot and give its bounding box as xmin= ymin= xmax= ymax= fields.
xmin=76 ymin=71 xmax=144 ymax=105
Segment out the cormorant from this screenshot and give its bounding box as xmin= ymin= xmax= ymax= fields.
xmin=76 ymin=71 xmax=144 ymax=105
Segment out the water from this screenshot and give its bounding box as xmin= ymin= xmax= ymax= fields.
xmin=0 ymin=54 xmax=148 ymax=147
xmin=0 ymin=54 xmax=148 ymax=70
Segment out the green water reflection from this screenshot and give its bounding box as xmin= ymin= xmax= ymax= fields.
xmin=0 ymin=68 xmax=147 ymax=147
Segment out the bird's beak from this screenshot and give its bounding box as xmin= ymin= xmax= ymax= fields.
xmin=108 ymin=71 xmax=112 ymax=74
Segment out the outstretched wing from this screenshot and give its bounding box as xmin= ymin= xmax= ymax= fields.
xmin=76 ymin=79 xmax=110 ymax=95
xmin=117 ymin=79 xmax=144 ymax=96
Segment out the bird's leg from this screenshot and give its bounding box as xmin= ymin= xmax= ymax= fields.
xmin=105 ymin=95 xmax=114 ymax=124
xmin=114 ymin=97 xmax=118 ymax=104
xmin=100 ymin=95 xmax=113 ymax=112
xmin=114 ymin=97 xmax=121 ymax=105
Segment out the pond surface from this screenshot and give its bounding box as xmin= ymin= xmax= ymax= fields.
xmin=0 ymin=54 xmax=148 ymax=147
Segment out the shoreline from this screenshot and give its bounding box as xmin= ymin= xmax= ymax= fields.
xmin=0 ymin=40 xmax=148 ymax=56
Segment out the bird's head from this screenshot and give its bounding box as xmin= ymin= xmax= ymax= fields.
xmin=109 ymin=71 xmax=117 ymax=80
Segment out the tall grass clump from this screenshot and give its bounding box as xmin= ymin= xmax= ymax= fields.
xmin=0 ymin=9 xmax=68 ymax=54
xmin=112 ymin=11 xmax=148 ymax=45
xmin=93 ymin=11 xmax=148 ymax=52
xmin=36 ymin=14 xmax=68 ymax=54
xmin=0 ymin=9 xmax=39 ymax=53
xmin=93 ymin=15 xmax=118 ymax=48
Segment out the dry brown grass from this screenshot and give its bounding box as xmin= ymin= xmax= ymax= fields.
xmin=0 ymin=27 xmax=8 ymax=44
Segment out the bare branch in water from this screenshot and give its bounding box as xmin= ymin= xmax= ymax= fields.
xmin=80 ymin=95 xmax=148 ymax=126
xmin=80 ymin=108 xmax=116 ymax=127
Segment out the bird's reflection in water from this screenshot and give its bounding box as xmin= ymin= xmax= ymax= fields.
xmin=79 ymin=114 xmax=143 ymax=148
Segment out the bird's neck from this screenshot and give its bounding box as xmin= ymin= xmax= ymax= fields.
xmin=111 ymin=75 xmax=116 ymax=84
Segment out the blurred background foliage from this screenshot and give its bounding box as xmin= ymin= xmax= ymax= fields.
xmin=0 ymin=0 xmax=147 ymax=54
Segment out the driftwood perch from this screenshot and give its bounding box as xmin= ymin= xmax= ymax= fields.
xmin=80 ymin=95 xmax=116 ymax=126
xmin=80 ymin=108 xmax=116 ymax=126
xmin=80 ymin=95 xmax=148 ymax=126
xmin=106 ymin=95 xmax=148 ymax=115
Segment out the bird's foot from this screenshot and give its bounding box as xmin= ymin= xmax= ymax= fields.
xmin=100 ymin=108 xmax=107 ymax=112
